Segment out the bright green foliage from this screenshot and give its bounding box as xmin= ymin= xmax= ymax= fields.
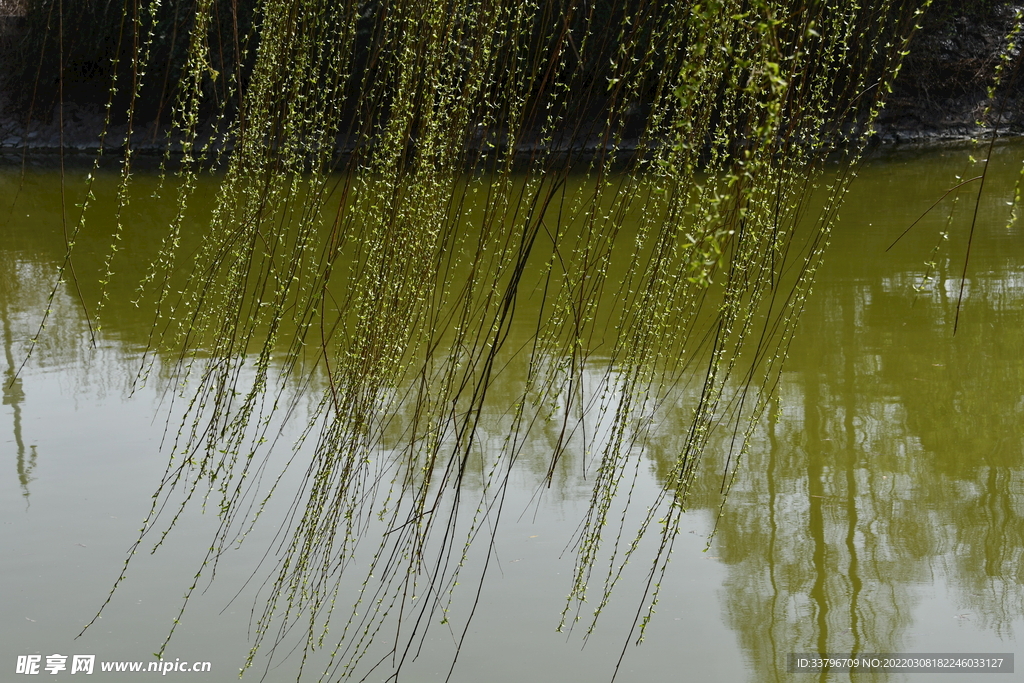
xmin=57 ymin=0 xmax=932 ymax=679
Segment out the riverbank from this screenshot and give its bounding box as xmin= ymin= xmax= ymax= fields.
xmin=872 ymin=1 xmax=1024 ymax=144
xmin=1 ymin=2 xmax=1023 ymax=155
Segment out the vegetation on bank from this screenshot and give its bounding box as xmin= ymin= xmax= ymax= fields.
xmin=2 ymin=0 xmax=1022 ymax=145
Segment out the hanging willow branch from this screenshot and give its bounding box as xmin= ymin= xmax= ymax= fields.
xmin=51 ymin=0 xmax=931 ymax=679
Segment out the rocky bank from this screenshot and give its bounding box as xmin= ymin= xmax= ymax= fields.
xmin=1 ymin=2 xmax=1023 ymax=155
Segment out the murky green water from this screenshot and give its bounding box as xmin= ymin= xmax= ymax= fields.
xmin=2 ymin=144 xmax=1022 ymax=681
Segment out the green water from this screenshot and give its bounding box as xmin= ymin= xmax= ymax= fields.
xmin=1 ymin=144 xmax=1022 ymax=681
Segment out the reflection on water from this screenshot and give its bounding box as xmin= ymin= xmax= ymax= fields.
xmin=665 ymin=142 xmax=1024 ymax=680
xmin=1 ymin=274 xmax=35 ymax=502
xmin=2 ymin=144 xmax=1023 ymax=681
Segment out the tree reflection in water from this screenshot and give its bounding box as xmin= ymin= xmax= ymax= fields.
xmin=649 ymin=148 xmax=1024 ymax=679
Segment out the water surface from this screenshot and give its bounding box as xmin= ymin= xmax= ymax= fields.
xmin=2 ymin=145 xmax=1022 ymax=681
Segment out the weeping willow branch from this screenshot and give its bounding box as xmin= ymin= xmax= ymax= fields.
xmin=53 ymin=0 xmax=933 ymax=679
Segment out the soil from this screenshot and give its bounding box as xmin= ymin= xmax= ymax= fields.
xmin=872 ymin=2 xmax=1024 ymax=145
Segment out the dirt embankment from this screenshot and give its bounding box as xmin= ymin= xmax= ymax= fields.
xmin=873 ymin=2 xmax=1024 ymax=144
xmin=1 ymin=3 xmax=1023 ymax=155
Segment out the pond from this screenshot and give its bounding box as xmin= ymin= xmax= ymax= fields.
xmin=1 ymin=143 xmax=1022 ymax=682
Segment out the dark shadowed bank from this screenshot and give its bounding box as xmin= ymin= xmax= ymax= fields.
xmin=0 ymin=0 xmax=1022 ymax=155
xmin=876 ymin=1 xmax=1024 ymax=143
